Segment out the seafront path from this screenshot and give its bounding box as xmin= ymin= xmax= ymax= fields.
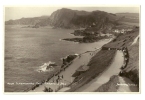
xmin=75 ymin=50 xmax=124 ymax=92
xmin=29 ymin=48 xmax=100 ymax=92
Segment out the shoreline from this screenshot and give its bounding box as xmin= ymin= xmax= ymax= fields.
xmin=61 ymin=29 xmax=112 ymax=43
xmin=28 ymin=38 xmax=112 ymax=92
xmin=28 ymin=48 xmax=100 ymax=92
xmin=62 ymin=37 xmax=110 ymax=43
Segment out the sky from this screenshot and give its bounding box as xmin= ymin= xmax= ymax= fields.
xmin=5 ymin=6 xmax=140 ymax=21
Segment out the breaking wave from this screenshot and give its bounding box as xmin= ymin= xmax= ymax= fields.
xmin=37 ymin=61 xmax=57 ymax=72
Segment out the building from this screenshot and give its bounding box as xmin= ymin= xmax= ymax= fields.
xmin=113 ymin=28 xmax=133 ymax=34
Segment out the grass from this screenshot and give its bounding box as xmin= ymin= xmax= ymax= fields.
xmin=95 ymin=75 xmax=120 ymax=92
xmin=67 ymin=50 xmax=116 ymax=92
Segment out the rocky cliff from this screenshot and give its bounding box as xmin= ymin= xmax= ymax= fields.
xmin=49 ymin=8 xmax=119 ymax=29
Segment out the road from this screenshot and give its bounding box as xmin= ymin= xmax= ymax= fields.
xmin=131 ymin=35 xmax=139 ymax=45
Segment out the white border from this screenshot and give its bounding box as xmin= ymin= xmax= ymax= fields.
xmin=0 ymin=0 xmax=144 ymax=100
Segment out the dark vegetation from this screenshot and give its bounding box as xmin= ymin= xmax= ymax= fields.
xmin=61 ymin=54 xmax=77 ymax=67
xmin=43 ymin=87 xmax=53 ymax=92
xmin=71 ymin=30 xmax=99 ymax=36
xmin=63 ymin=35 xmax=109 ymax=43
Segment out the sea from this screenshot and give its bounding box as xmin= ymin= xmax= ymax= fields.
xmin=5 ymin=25 xmax=106 ymax=92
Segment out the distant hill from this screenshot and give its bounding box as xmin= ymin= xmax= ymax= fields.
xmin=116 ymin=13 xmax=139 ymax=18
xmin=116 ymin=13 xmax=139 ymax=26
xmin=5 ymin=16 xmax=49 ymax=25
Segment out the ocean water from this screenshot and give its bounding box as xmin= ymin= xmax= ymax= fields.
xmin=5 ymin=25 xmax=106 ymax=92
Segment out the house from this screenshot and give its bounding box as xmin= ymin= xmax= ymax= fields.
xmin=72 ymin=65 xmax=89 ymax=77
xmin=113 ymin=28 xmax=133 ymax=34
xmin=114 ymin=29 xmax=125 ymax=33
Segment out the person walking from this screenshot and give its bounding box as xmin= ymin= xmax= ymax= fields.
xmin=56 ymin=79 xmax=58 ymax=83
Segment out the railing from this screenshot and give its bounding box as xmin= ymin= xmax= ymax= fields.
xmin=27 ymin=59 xmax=75 ymax=92
xmin=121 ymin=47 xmax=129 ymax=69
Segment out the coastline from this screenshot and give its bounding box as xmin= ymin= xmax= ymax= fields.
xmin=28 ymin=38 xmax=112 ymax=92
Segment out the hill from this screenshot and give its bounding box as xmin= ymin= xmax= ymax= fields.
xmin=49 ymin=8 xmax=119 ymax=28
xmin=116 ymin=13 xmax=139 ymax=26
xmin=5 ymin=16 xmax=50 ymax=26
